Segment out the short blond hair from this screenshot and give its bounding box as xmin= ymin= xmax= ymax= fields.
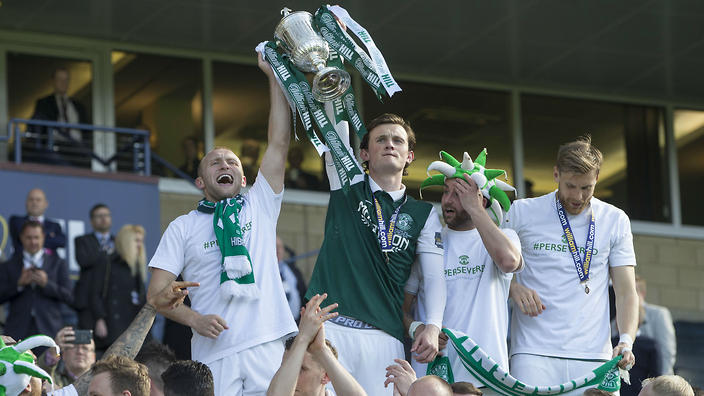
xmin=642 ymin=375 xmax=695 ymax=396
xmin=197 ymin=146 xmax=237 ymax=179
xmin=556 ymin=135 xmax=603 ymax=175
xmin=91 ymin=356 xmax=150 ymax=396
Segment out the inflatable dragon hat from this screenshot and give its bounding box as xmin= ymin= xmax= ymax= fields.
xmin=0 ymin=335 xmax=57 ymax=396
xmin=421 ymin=149 xmax=515 ymax=225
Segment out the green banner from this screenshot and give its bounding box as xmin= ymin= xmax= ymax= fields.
xmin=441 ymin=328 xmax=622 ymax=394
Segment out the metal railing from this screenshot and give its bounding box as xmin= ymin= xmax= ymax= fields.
xmin=3 ymin=118 xmax=152 ymax=175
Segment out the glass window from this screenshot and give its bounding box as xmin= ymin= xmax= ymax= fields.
xmin=7 ymin=52 xmax=93 ymax=166
xmin=363 ymin=81 xmax=513 ymax=202
xmin=674 ymin=109 xmax=704 ymax=226
xmin=212 ymin=61 xmax=329 ymax=191
xmin=521 ymin=94 xmax=670 ymax=222
xmin=113 ymin=51 xmax=203 ymax=176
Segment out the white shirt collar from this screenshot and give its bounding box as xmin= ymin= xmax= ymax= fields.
xmin=94 ymin=231 xmax=111 ymax=240
xmin=28 ymin=215 xmax=45 ymax=223
xmin=22 ymin=250 xmax=44 ymax=269
xmin=369 ymin=176 xmax=406 ymax=202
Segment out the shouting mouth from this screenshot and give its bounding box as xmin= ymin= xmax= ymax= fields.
xmin=217 ymin=174 xmax=234 ymax=185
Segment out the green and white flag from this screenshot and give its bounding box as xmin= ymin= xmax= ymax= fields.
xmin=439 ymin=328 xmax=623 ymax=395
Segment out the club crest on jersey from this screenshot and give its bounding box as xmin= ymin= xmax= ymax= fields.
xmin=396 ymin=213 xmax=413 ymax=231
xmin=459 ymin=255 xmax=469 ymax=266
xmin=435 ymin=232 xmax=443 ymax=248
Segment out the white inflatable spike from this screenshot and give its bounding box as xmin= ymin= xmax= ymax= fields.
xmin=488 ymin=199 xmax=503 ymax=225
xmin=494 ymin=179 xmax=516 ymax=192
xmin=13 ymin=336 xmax=59 ymax=356
xmin=461 ymin=152 xmax=474 ymax=170
xmin=427 ymin=161 xmax=457 ymax=178
xmin=470 ymin=172 xmax=488 ymax=190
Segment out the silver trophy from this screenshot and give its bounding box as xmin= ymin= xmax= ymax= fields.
xmin=274 ymin=8 xmax=351 ymax=102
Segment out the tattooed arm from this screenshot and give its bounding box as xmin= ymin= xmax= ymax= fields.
xmin=71 ymin=280 xmax=199 ymax=395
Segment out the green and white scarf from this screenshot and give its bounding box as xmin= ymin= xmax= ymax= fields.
xmin=198 ymin=198 xmax=258 ymax=300
xmin=428 ymin=328 xmax=626 ymax=394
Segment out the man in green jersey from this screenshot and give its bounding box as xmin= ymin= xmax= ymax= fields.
xmin=306 ymin=113 xmax=446 ymax=396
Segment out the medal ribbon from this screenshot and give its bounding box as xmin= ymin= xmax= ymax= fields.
xmin=556 ymin=197 xmax=595 ymax=285
xmin=371 ymin=179 xmax=407 ymax=252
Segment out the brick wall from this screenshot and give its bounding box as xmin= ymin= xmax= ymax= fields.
xmin=634 ymin=235 xmax=704 ymax=321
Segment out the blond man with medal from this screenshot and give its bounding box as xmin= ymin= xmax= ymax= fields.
xmin=306 ymin=113 xmax=446 ymax=396
xmin=504 ymin=136 xmax=638 ymax=394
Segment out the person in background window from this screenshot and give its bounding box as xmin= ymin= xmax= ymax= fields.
xmin=285 ymin=146 xmax=322 ymax=191
xmin=179 ymin=136 xmax=202 ymax=180
xmin=91 ymin=224 xmax=147 ymax=356
xmin=240 ymin=138 xmax=261 ymax=184
xmin=30 ymin=67 xmax=89 ymax=165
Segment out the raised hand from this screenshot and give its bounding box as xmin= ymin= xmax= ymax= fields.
xmin=298 ymin=293 xmax=338 ymax=345
xmin=454 ymin=175 xmax=485 ymax=215
xmin=384 ymin=358 xmax=417 ymax=396
xmin=148 ymin=280 xmax=199 ymax=311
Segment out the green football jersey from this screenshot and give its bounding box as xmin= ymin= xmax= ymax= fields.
xmin=307 ymin=175 xmax=433 ymax=341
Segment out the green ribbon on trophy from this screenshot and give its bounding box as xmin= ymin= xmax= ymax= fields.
xmin=326 ymin=49 xmax=367 ymax=139
xmin=258 ymin=5 xmax=401 ymax=190
xmin=429 ymin=328 xmax=625 ymax=395
xmin=259 ymin=41 xmax=362 ymax=188
xmin=314 ymin=5 xmax=401 ymax=101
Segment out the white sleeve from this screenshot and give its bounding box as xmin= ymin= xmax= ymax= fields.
xmin=148 ymin=216 xmax=187 ymax=276
xmin=418 ymin=251 xmax=445 ymax=329
xmin=324 ymin=102 xmax=363 ymax=191
xmin=416 ymin=206 xmax=444 ymax=255
xmin=608 ymin=210 xmax=637 ymax=268
xmin=250 ymin=170 xmax=284 ymax=221
xmin=502 ymin=199 xmax=523 ymax=232
xmin=499 ymin=228 xmax=523 ymax=275
xmin=404 ymin=260 xmax=421 ymax=295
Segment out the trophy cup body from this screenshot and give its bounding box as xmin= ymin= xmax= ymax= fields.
xmin=275 ymin=8 xmax=351 ymax=102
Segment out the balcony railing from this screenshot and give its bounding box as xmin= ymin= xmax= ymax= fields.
xmin=2 ymin=118 xmax=194 ymax=181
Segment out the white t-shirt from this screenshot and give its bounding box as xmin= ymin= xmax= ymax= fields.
xmin=406 ymin=226 xmax=520 ymax=383
xmin=149 ymin=172 xmax=297 ymax=364
xmin=504 ymin=191 xmax=636 ymax=360
xmin=50 ymin=384 xmax=78 ymax=396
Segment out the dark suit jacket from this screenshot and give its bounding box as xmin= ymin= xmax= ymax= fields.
xmin=9 ymin=215 xmax=66 ymax=256
xmin=0 ymin=252 xmax=73 ymax=340
xmin=73 ymin=233 xmax=113 ymax=328
xmin=31 ymin=94 xmax=88 ymax=135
